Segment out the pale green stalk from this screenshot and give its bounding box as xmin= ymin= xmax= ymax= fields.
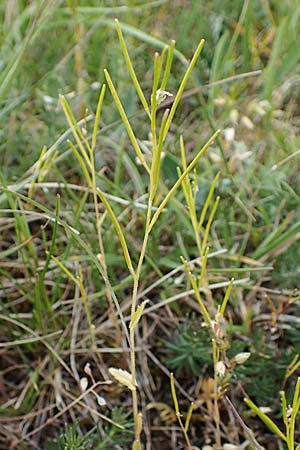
xmin=288 ymin=377 xmax=300 ymax=449
xmin=50 ymin=253 xmax=78 ymax=284
xmin=170 ymin=373 xmax=193 ymax=449
xmin=60 ymin=95 xmax=92 ymax=169
xmin=150 ymin=106 xmax=170 ymax=201
xmin=97 ymin=188 xmax=135 ymax=276
xmin=92 ymin=84 xmax=106 ymax=151
xmin=149 ymin=131 xmax=220 ymax=231
xmin=244 ymin=397 xmax=287 ymax=441
xmin=219 ymin=278 xmax=234 ymax=317
xmin=115 ymin=19 xmax=151 ymax=119
xmin=149 ymin=53 xmax=164 ymax=202
xmin=90 ymin=85 xmax=123 ymax=342
xmin=162 ymin=38 xmax=205 ymax=142
xmin=212 ymin=339 xmax=221 ymax=448
xmin=177 ymin=139 xmax=201 ymax=249
xmin=198 ymin=171 xmax=220 ymax=231
xmin=202 ymin=195 xmax=220 ymax=251
xmin=130 ymin=200 xmax=153 ymax=444
xmin=285 ymin=355 xmax=300 ymax=381
xmin=181 ymin=257 xmax=211 ymax=324
xmin=104 ymin=69 xmax=150 ymax=174
xmin=180 ymin=166 xmax=202 ymax=255
xmin=67 ymin=139 xmax=92 ymax=186
xmin=160 ymin=40 xmax=175 ymax=90
xmin=198 ymin=248 xmax=209 ymax=288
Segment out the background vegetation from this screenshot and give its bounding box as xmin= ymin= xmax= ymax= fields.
xmin=1 ymin=0 xmax=300 ymax=449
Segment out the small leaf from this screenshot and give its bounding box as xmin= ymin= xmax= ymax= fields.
xmin=130 ymin=300 xmax=149 ymax=330
xmin=109 ymin=368 xmax=137 ymax=391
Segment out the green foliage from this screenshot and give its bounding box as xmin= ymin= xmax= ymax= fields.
xmin=164 ymin=321 xmax=212 ymax=376
xmin=47 ymin=424 xmax=91 ymax=450
xmin=47 ymin=409 xmax=133 ymax=450
xmin=1 ymin=0 xmax=300 ymax=448
xmin=95 ymin=408 xmax=134 ymax=449
xmin=230 ymin=330 xmax=293 ymax=404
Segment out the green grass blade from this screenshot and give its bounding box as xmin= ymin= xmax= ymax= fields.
xmin=1 ymin=187 xmax=130 ymax=345
xmin=252 ymin=221 xmax=300 ymax=260
xmin=60 ymin=1 xmax=168 ymax=16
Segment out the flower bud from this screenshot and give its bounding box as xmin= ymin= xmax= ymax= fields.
xmin=80 ymin=377 xmax=88 ymax=392
xmin=233 ymin=352 xmax=251 ymax=364
xmin=215 ymin=361 xmax=226 ymax=377
xmin=156 ymin=89 xmax=173 ymax=105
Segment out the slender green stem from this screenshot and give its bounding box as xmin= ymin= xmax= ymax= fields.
xmin=130 ymin=200 xmax=153 ymax=442
xmin=212 ymin=339 xmax=221 ymax=448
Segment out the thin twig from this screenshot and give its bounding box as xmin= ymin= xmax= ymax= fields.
xmin=224 ymin=396 xmax=266 ymax=450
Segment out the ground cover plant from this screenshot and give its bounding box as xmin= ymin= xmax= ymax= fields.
xmin=1 ymin=0 xmax=300 ymax=449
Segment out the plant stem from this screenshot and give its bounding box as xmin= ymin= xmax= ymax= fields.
xmin=90 ymin=155 xmax=123 ymax=346
xmin=130 ymin=198 xmax=153 ymax=442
